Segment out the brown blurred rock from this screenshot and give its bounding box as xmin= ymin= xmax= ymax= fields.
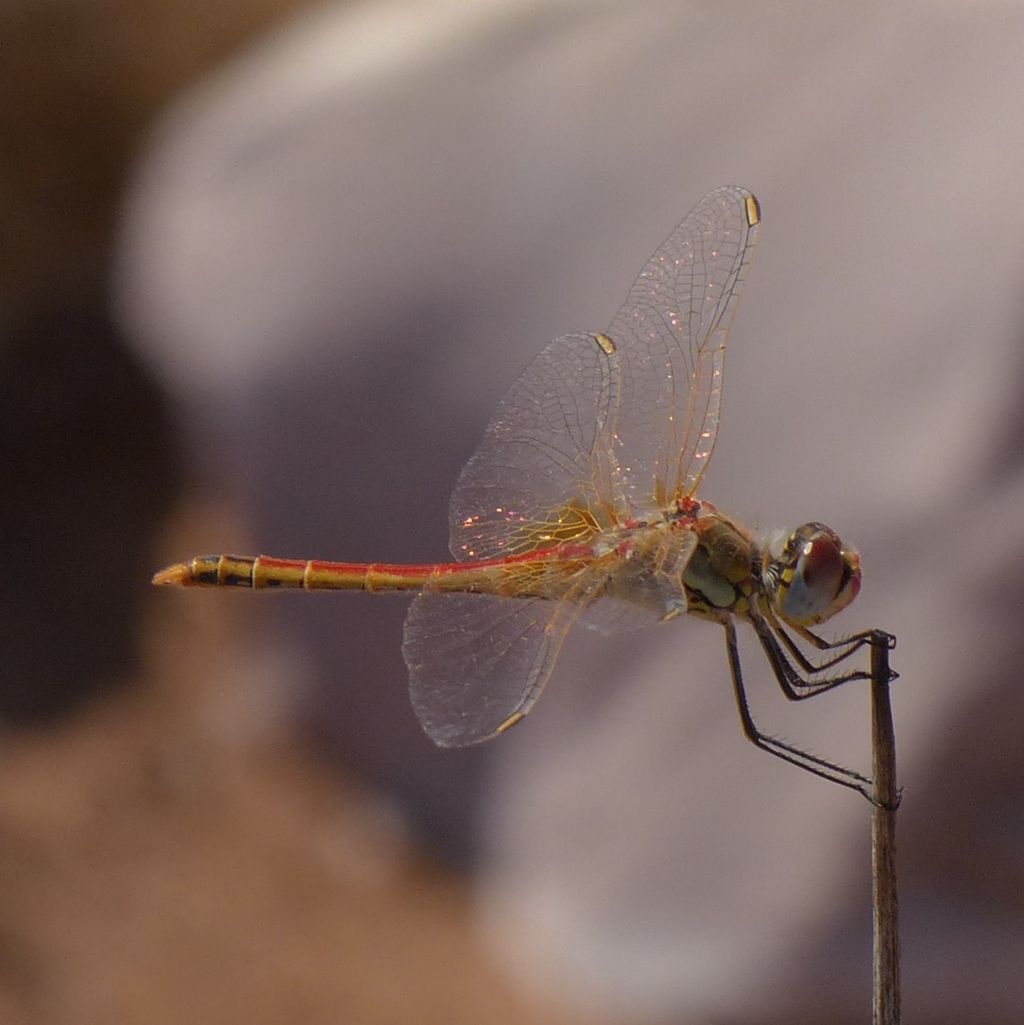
xmin=0 ymin=0 xmax=312 ymax=313
xmin=0 ymin=513 xmax=589 ymax=1025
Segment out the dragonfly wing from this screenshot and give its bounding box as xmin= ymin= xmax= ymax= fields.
xmin=424 ymin=189 xmax=758 ymax=743
xmin=450 ymin=331 xmax=624 ymax=561
xmin=579 ymin=527 xmax=699 ymax=634
xmin=403 ymin=591 xmax=584 ymax=746
xmin=450 ymin=188 xmax=759 ymax=564
xmin=606 ymin=186 xmax=760 ymax=506
xmin=577 ymin=596 xmax=666 ymax=635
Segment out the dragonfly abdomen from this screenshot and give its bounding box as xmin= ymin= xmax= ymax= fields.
xmin=152 ymin=549 xmax=591 ymax=595
xmin=154 ymin=554 xmax=447 ymax=591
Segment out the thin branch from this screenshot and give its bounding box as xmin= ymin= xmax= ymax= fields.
xmin=870 ymin=630 xmax=901 ymax=1025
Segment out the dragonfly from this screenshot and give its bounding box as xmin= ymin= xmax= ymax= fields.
xmin=155 ymin=186 xmax=880 ymax=796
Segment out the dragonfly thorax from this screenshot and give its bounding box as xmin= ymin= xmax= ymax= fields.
xmin=762 ymin=523 xmax=861 ymax=627
xmin=678 ymin=505 xmax=760 ymax=620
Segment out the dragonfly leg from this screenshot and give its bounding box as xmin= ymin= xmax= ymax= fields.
xmin=793 ymin=622 xmax=881 ymax=651
xmin=797 ymin=624 xmax=896 ymax=652
xmin=749 ymin=613 xmax=872 ymax=698
xmin=723 ymin=620 xmax=873 ymax=798
xmin=766 ymin=616 xmax=870 ymax=675
xmin=755 ymin=607 xmax=882 ymax=675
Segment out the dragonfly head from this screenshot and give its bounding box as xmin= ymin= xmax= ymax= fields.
xmin=768 ymin=523 xmax=861 ymax=627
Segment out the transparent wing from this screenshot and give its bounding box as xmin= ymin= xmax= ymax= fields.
xmin=578 ymin=527 xmax=698 ymax=635
xmin=450 ymin=331 xmax=623 ymax=561
xmin=411 ymin=188 xmax=759 ymax=744
xmin=403 ymin=590 xmax=586 ymax=746
xmin=450 ymin=187 xmax=759 ymax=562
xmin=606 ymin=185 xmax=760 ymax=508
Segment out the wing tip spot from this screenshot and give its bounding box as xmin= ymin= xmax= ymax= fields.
xmin=593 ymin=332 xmax=616 ymax=356
xmin=496 ymin=710 xmax=526 ymax=734
xmin=745 ymin=193 xmax=761 ymax=226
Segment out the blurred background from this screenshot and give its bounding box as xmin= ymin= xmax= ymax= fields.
xmin=3 ymin=1 xmax=1024 ymax=1022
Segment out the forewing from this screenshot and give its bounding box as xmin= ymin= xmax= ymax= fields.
xmin=450 ymin=331 xmax=624 ymax=561
xmin=606 ymin=186 xmax=760 ymax=507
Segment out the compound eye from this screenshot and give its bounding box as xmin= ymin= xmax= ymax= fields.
xmin=777 ymin=525 xmax=861 ymax=626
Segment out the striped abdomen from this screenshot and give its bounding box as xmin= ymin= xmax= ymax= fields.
xmin=152 ymin=549 xmax=593 ymax=597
